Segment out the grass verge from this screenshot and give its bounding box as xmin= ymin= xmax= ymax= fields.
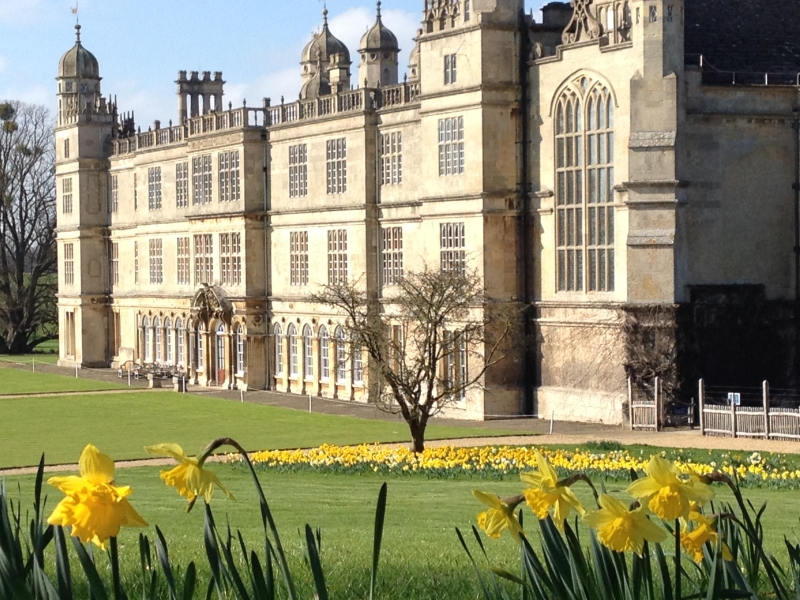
xmin=0 ymin=367 xmax=126 ymax=394
xmin=0 ymin=392 xmax=517 ymax=469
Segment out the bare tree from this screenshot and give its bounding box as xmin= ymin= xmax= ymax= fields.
xmin=0 ymin=101 xmax=57 ymax=354
xmin=313 ymin=265 xmax=516 ymax=452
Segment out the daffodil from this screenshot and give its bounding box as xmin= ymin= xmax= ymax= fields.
xmin=681 ymin=509 xmax=732 ymax=563
xmin=627 ymin=455 xmax=714 ymax=520
xmin=472 ymin=490 xmax=524 ymax=542
xmin=47 ymin=444 xmax=148 ymax=549
xmin=146 ymin=443 xmax=234 ymax=505
xmin=520 ymin=450 xmax=585 ymax=531
xmin=583 ymin=494 xmax=666 ymax=556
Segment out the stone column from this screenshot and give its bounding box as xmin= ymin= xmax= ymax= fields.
xmin=178 ymin=93 xmax=187 ymax=124
xmin=215 ymin=94 xmax=223 ymax=112
xmin=190 ymin=93 xmax=200 ymax=118
xmin=202 ymin=94 xmax=211 ymax=115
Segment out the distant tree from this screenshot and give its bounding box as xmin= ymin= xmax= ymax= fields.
xmin=0 ymin=101 xmax=57 ymax=354
xmin=313 ymin=265 xmax=516 ymax=452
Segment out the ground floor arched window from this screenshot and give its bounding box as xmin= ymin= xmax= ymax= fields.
xmin=164 ymin=317 xmax=172 ymax=364
xmin=236 ymin=325 xmax=245 ymax=374
xmin=303 ymin=325 xmax=313 ymax=379
xmin=143 ymin=316 xmax=152 ymax=363
xmin=154 ymin=317 xmax=162 ymax=363
xmin=274 ymin=323 xmax=283 ymax=375
xmin=197 ymin=323 xmax=205 ymax=370
xmin=319 ymin=325 xmax=329 ymax=380
xmin=288 ymin=323 xmax=298 ymax=376
xmin=216 ymin=323 xmax=226 ymax=381
xmin=176 ymin=318 xmax=184 ymax=366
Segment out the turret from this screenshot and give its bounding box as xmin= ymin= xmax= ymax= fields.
xmin=358 ymin=2 xmax=400 ymax=88
xmin=56 ymin=25 xmax=110 ymax=127
xmin=300 ymin=8 xmax=352 ymax=97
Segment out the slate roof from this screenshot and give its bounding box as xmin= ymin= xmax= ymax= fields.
xmin=685 ymin=0 xmax=800 ymax=74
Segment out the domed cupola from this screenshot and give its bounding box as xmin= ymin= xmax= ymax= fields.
xmin=58 ymin=25 xmax=100 ymax=81
xmin=407 ymin=28 xmax=422 ymax=84
xmin=358 ymin=2 xmax=400 ymax=88
xmin=300 ymin=9 xmax=352 ymax=91
xmin=57 ymin=25 xmax=106 ymax=126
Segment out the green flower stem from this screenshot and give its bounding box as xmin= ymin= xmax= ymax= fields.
xmin=674 ymin=518 xmax=681 ymax=600
xmin=557 ymin=473 xmax=600 ymax=505
xmin=109 ymin=536 xmax=122 ymax=600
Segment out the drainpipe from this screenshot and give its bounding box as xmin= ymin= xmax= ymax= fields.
xmin=793 ymin=107 xmax=800 ymax=386
xmin=519 ymin=9 xmax=535 ymax=415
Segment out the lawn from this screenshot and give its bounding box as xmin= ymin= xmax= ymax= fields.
xmin=0 ymin=391 xmax=517 ymax=469
xmin=0 ymin=350 xmax=59 ymax=365
xmin=5 ymin=466 xmax=800 ymax=599
xmin=0 ymin=367 xmax=126 ymax=394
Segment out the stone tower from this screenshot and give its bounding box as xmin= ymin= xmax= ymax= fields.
xmin=358 ymin=2 xmax=400 ymax=88
xmin=55 ymin=25 xmax=115 ymax=368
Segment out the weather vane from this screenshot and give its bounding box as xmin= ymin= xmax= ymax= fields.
xmin=71 ymin=1 xmax=79 ymax=24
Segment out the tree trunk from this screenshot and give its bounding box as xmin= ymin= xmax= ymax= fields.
xmin=409 ymin=420 xmax=427 ymax=453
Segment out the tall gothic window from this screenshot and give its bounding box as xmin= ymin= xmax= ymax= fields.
xmin=555 ymin=81 xmax=615 ymax=293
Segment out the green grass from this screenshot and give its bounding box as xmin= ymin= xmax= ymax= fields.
xmin=0 ymin=352 xmax=59 ymax=365
xmin=5 ymin=467 xmax=800 ymax=599
xmin=0 ymin=368 xmax=125 ymax=394
xmin=0 ymin=391 xmax=517 ymax=469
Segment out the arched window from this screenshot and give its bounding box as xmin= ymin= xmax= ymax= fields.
xmin=303 ymin=325 xmax=313 ymax=379
xmin=197 ymin=322 xmax=205 ymax=370
xmin=335 ymin=326 xmax=346 ymax=382
xmin=274 ymin=323 xmax=284 ymax=375
xmin=164 ymin=318 xmax=172 ymax=364
xmin=555 ymin=81 xmax=615 ymax=292
xmin=153 ymin=317 xmax=161 ymax=363
xmin=216 ymin=323 xmax=226 ymax=377
xmin=143 ymin=316 xmax=152 ymax=363
xmin=236 ymin=325 xmax=245 ymax=374
xmin=352 ymin=332 xmax=363 ymax=384
xmin=176 ymin=318 xmax=184 ymax=366
xmin=319 ymin=326 xmax=330 ymax=380
xmin=288 ymin=323 xmax=298 ymax=376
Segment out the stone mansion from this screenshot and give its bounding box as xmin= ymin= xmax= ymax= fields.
xmin=55 ymin=0 xmax=800 ymax=423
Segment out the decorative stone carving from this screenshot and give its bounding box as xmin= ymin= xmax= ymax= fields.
xmin=562 ymin=0 xmax=602 ymax=45
xmin=191 ymin=284 xmax=232 ymax=325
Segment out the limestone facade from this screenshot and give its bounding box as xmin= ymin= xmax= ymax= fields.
xmin=55 ymin=0 xmax=800 ymax=423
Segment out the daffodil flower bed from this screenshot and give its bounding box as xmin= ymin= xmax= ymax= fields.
xmin=239 ymin=444 xmax=800 ymax=489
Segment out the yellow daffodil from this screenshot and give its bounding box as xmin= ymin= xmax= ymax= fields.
xmin=146 ymin=443 xmax=234 ymax=505
xmin=472 ymin=490 xmax=524 ymax=542
xmin=627 ymin=455 xmax=714 ymax=521
xmin=47 ymin=444 xmax=147 ymax=549
xmin=583 ymin=494 xmax=666 ymax=556
xmin=681 ymin=509 xmax=733 ymax=563
xmin=520 ymin=450 xmax=585 ymax=531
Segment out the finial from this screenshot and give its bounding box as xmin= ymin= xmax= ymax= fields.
xmin=75 ymin=24 xmax=82 ymax=43
xmin=377 ymin=1 xmax=382 ymax=18
xmin=323 ymin=5 xmax=329 ymax=25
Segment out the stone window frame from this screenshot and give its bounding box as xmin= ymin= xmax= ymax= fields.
xmin=218 ymin=150 xmax=241 ymax=203
xmin=289 ymin=231 xmax=309 ymax=286
xmin=63 ymin=243 xmax=74 ymax=286
xmin=554 ymin=78 xmax=616 ymax=294
xmin=149 ymin=238 xmax=163 ymax=285
xmin=274 ymin=323 xmax=284 ymax=375
xmin=440 ymin=222 xmax=466 ymax=275
xmin=148 ymin=166 xmax=162 ymax=211
xmin=110 ymin=175 xmax=119 ymax=213
xmin=62 ymin=177 xmax=73 ymax=215
xmin=289 ymin=144 xmax=308 ymax=197
xmin=380 ymin=132 xmax=403 ymax=186
xmin=438 ymin=116 xmax=465 ymax=176
xmin=192 ymin=155 xmax=213 ymax=205
xmin=220 ymin=232 xmax=242 ymax=286
xmin=444 ymin=53 xmax=457 ymax=85
xmin=177 ymin=237 xmax=191 ymax=286
xmin=381 ymin=226 xmax=404 ymax=286
xmin=319 ymin=325 xmax=330 ymax=381
xmin=176 ymin=162 xmax=189 ymax=208
xmin=193 ymin=233 xmax=214 ymax=285
xmin=327 ymin=229 xmax=348 ymax=284
xmin=110 ymin=242 xmax=119 ymax=287
xmin=325 ymin=138 xmax=347 ymax=194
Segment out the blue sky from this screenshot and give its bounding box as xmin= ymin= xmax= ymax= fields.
xmin=0 ymin=0 xmax=547 ymax=127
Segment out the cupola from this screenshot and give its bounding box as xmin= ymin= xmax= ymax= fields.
xmin=358 ymin=2 xmax=400 ymax=88
xmin=300 ymin=9 xmax=352 ymax=90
